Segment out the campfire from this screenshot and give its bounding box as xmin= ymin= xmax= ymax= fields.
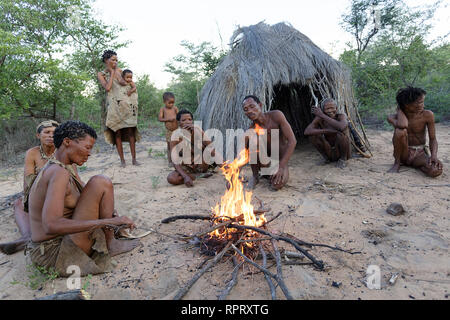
xmin=161 ymin=141 xmax=361 ymax=300
xmin=200 ymin=149 xmax=267 ymax=258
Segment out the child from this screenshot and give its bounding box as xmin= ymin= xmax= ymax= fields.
xmin=158 ymin=92 xmax=179 ymax=166
xmin=121 ymin=69 xmax=138 ymax=118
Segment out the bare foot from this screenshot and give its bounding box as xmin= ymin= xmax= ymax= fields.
xmin=132 ymin=159 xmax=141 ymax=166
xmin=247 ymin=176 xmax=260 ymax=190
xmin=388 ymin=163 xmax=400 ymax=173
xmin=317 ymin=158 xmax=331 ymax=166
xmin=120 ymin=160 xmax=126 ymax=168
xmin=107 ymin=238 xmax=140 ymax=257
xmin=336 ymin=159 xmax=347 ymax=169
xmin=0 ymin=237 xmax=29 ymax=255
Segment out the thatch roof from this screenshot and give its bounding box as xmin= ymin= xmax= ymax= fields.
xmin=196 ymin=22 xmax=370 ymax=155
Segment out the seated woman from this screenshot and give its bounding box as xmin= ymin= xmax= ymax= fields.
xmin=0 ymin=120 xmax=59 ymax=255
xmin=25 ymin=121 xmax=139 ymax=277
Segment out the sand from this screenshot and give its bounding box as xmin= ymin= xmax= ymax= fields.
xmin=0 ymin=124 xmax=449 ymax=300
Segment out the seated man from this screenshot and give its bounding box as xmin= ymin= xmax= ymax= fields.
xmin=242 ymin=95 xmax=297 ymax=190
xmin=0 ymin=120 xmax=59 ymax=255
xmin=304 ymin=98 xmax=351 ymax=168
xmin=387 ymin=87 xmax=443 ymax=177
xmin=167 ymin=109 xmax=214 ymax=187
xmin=26 ymin=121 xmax=139 ymax=277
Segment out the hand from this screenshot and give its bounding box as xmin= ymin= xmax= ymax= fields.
xmin=127 ymin=90 xmax=132 ymax=96
xmin=271 ymin=166 xmax=286 ymax=187
xmin=183 ymin=175 xmax=194 ymax=187
xmin=312 ymin=106 xmax=324 ymax=118
xmin=429 ymin=156 xmax=443 ymax=170
xmin=181 ymin=123 xmax=194 ymax=131
xmin=110 ymin=216 xmax=136 ymax=230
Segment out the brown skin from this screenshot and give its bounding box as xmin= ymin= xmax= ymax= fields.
xmin=243 ymin=98 xmax=297 ymax=190
xmin=0 ymin=127 xmax=58 ymax=254
xmin=123 ymin=72 xmax=137 ymax=96
xmin=167 ymin=113 xmax=213 ymax=187
xmin=28 ymin=135 xmax=139 ymax=257
xmin=158 ymin=97 xmax=179 ymax=165
xmin=97 ymin=55 xmax=138 ymax=167
xmin=304 ymin=101 xmax=351 ymax=168
xmin=387 ymin=94 xmax=443 ymax=177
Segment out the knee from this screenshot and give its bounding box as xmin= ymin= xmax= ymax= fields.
xmin=167 ymin=172 xmax=182 ymax=185
xmin=90 ymin=175 xmax=113 ymax=188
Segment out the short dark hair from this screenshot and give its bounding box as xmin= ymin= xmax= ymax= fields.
xmin=102 ymin=50 xmax=117 ymax=63
xmin=242 ymin=95 xmax=261 ymax=104
xmin=176 ymin=109 xmax=193 ymax=121
xmin=163 ymin=92 xmax=175 ymax=101
xmin=54 ymin=121 xmax=97 ymax=149
xmin=122 ymin=69 xmax=132 ymax=77
xmin=396 ymin=87 xmax=426 ymax=111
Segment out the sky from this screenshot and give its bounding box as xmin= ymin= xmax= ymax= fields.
xmin=91 ymin=0 xmax=449 ymax=89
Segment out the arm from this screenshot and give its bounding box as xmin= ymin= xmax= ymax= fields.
xmin=41 ymin=168 xmax=128 ymax=236
xmin=387 ymin=109 xmax=408 ymax=129
xmin=426 ymin=111 xmax=442 ymax=169
xmin=23 ymin=148 xmax=37 ymax=191
xmin=97 ymin=71 xmax=114 ymax=92
xmin=312 ymin=107 xmax=348 ymax=132
xmin=275 ymin=111 xmax=297 ymax=169
xmin=115 ymin=68 xmax=128 ymax=86
xmin=304 ymin=117 xmax=338 ymax=136
xmin=127 ymin=81 xmax=137 ymax=96
xmin=170 ymin=140 xmax=194 ymax=187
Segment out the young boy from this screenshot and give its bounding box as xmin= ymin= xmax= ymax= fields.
xmin=387 ymin=87 xmax=443 ymax=177
xmin=158 ymin=92 xmax=179 ymax=166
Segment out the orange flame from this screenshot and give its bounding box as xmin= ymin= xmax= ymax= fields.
xmin=254 ymin=123 xmax=265 ymax=136
xmin=211 ymin=149 xmax=266 ymax=238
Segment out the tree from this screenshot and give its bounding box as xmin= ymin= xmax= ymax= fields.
xmin=339 ymin=0 xmax=447 ymax=119
xmin=165 ymin=40 xmax=227 ymax=112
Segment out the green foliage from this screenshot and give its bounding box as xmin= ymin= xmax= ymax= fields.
xmin=25 ymin=263 xmax=59 ymax=290
xmin=340 ymin=0 xmax=449 ymax=121
xmin=135 ymin=74 xmax=163 ymax=122
xmin=165 ymin=40 xmax=227 ymax=113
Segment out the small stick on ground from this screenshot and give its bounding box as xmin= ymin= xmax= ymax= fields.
xmin=266 ymin=212 xmax=283 ymax=225
xmin=218 ymin=257 xmax=243 ymax=300
xmin=271 ymin=239 xmax=293 ymax=300
xmin=231 ymin=244 xmax=292 ymax=300
xmin=260 ymin=246 xmax=276 ymax=300
xmin=162 ymin=215 xmax=211 ymax=224
xmin=174 ymin=242 xmax=233 ymax=300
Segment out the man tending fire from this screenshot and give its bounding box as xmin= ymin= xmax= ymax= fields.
xmin=242 ymin=95 xmax=297 ymax=190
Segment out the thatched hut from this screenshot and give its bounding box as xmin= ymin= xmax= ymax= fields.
xmin=196 ymin=22 xmax=370 ymax=156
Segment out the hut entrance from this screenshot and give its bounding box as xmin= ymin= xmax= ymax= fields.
xmin=271 ymin=83 xmax=320 ymax=144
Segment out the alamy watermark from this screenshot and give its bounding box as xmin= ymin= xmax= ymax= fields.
xmin=170 ymin=121 xmax=280 ymax=175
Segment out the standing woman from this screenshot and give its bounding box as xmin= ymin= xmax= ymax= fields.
xmin=97 ymin=50 xmax=140 ymax=167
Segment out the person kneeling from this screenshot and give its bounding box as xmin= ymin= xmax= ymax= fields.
xmin=167 ymin=110 xmax=214 ymax=187
xmin=26 ymin=121 xmax=139 ymax=277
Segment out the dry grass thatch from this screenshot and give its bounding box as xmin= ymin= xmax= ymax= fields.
xmin=196 ymin=22 xmax=370 ymax=155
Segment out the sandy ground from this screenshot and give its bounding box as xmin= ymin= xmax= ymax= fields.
xmin=0 ymin=124 xmax=449 ymax=300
